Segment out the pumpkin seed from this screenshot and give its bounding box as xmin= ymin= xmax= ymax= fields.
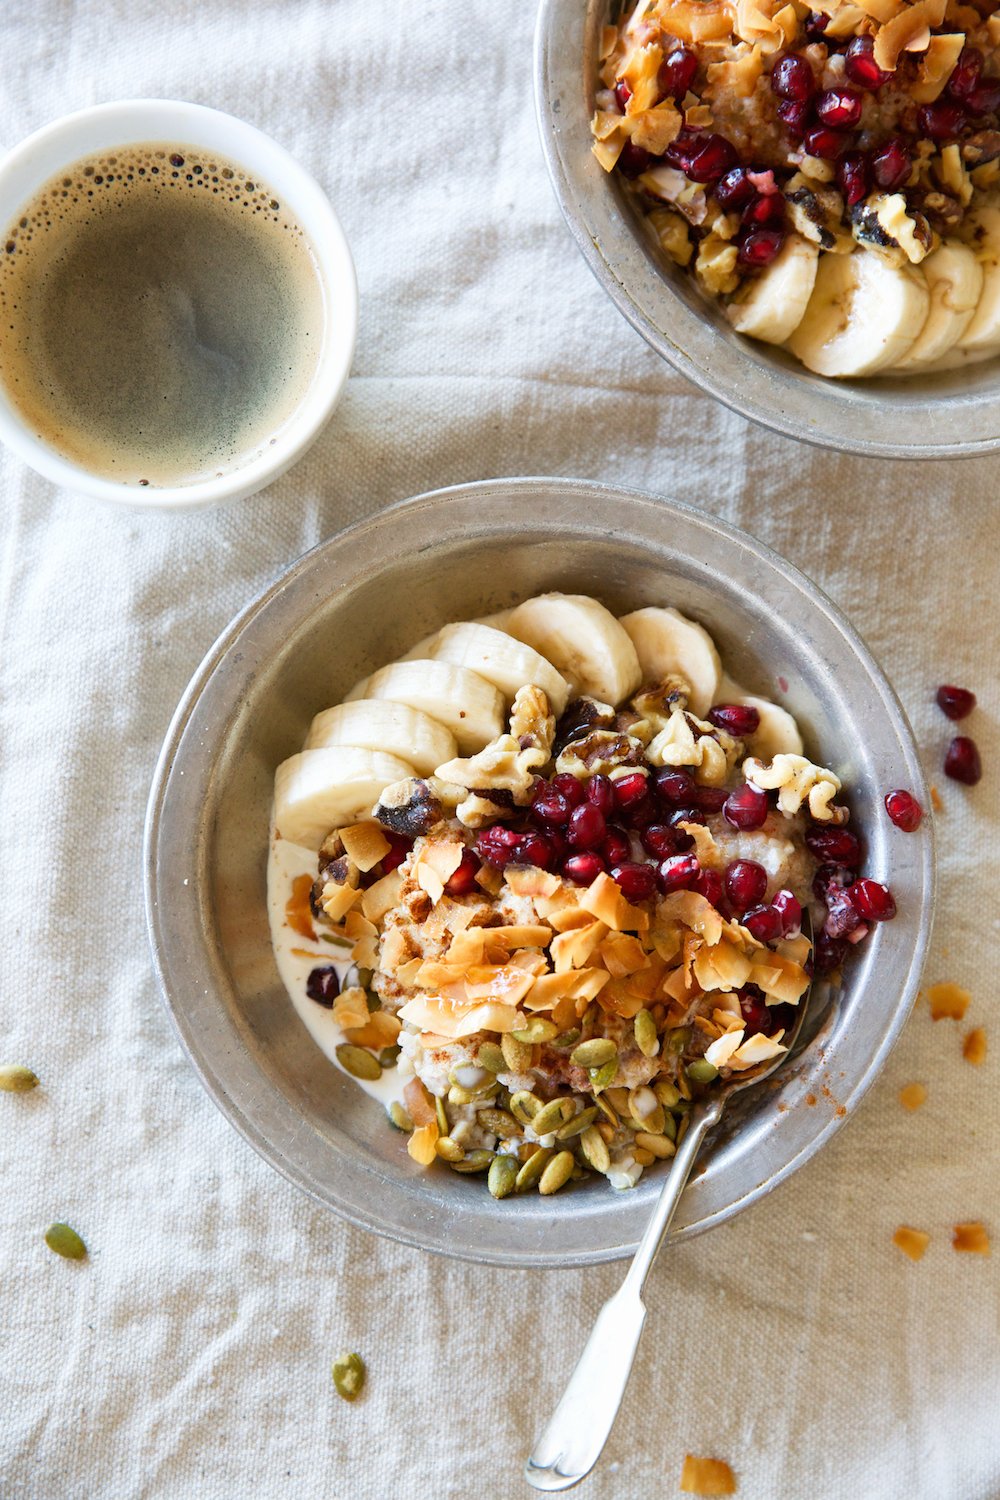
xmin=570 ymin=1163 xmax=590 ymax=1181
xmin=435 ymin=1136 xmax=465 ymax=1162
xmin=332 ymin=1351 xmax=365 ymax=1402
xmin=378 ymin=1045 xmax=400 ymax=1069
xmin=634 ymin=1130 xmax=676 ymax=1159
xmin=478 ymin=1107 xmax=521 ymax=1139
xmin=588 ymin=1060 xmax=617 ymax=1093
xmin=571 ymin=1037 xmax=617 ymax=1069
xmin=666 ymin=1025 xmax=691 ymax=1055
xmin=676 ymin=1113 xmax=691 ymax=1147
xmin=676 ymin=1068 xmax=693 ymax=1101
xmin=662 ymin=1111 xmax=677 ymax=1142
xmin=355 ymin=967 xmax=374 ymax=989
xmin=435 ymin=1096 xmax=450 ymax=1136
xmin=501 ymin=1033 xmax=533 ymax=1072
xmin=605 ymin=1086 xmax=631 ymax=1115
xmin=450 ymin=1149 xmax=493 ymax=1174
xmin=448 ymin=1082 xmax=497 ymax=1106
xmin=687 ymin=1058 xmax=719 ymax=1084
xmin=580 ymin=1125 xmax=611 ymax=1174
xmin=539 ymin=1150 xmax=575 ymax=1195
xmin=510 ymin=1090 xmax=542 ymax=1126
xmin=44 ymin=1222 xmax=86 ymax=1260
xmin=634 ymin=1010 xmax=659 ymax=1058
xmin=336 ymin=1044 xmax=381 ymax=1081
xmin=512 ymin=1018 xmax=559 ymax=1045
xmin=0 ymin=1064 xmax=39 ymax=1093
xmin=386 ymin=1101 xmax=412 ymax=1132
xmin=596 ymin=1121 xmax=616 ymax=1144
xmin=553 ymin=1029 xmax=581 ymax=1048
xmin=653 ymin=1079 xmax=680 ymax=1109
xmin=531 ymin=1097 xmax=574 ymax=1137
xmin=477 ymin=1042 xmax=506 ymax=1073
xmin=556 ymin=1106 xmax=598 ymax=1141
xmin=488 ymin=1154 xmax=519 ymax=1199
xmin=365 ymin=990 xmax=382 ymax=1013
xmin=633 ymin=1146 xmax=655 ymax=1167
xmin=628 ymin=1089 xmax=666 ymax=1135
xmin=594 ymin=1094 xmax=619 ymax=1127
xmin=515 ymin=1146 xmax=552 ymax=1191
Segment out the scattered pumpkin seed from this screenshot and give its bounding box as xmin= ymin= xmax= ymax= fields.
xmin=510 ymin=1090 xmax=542 ymax=1126
xmin=0 ymin=1064 xmax=39 ymax=1093
xmin=580 ymin=1125 xmax=611 ymax=1174
xmin=512 ymin=1018 xmax=559 ymax=1045
xmin=386 ymin=1101 xmax=412 ymax=1132
xmin=676 ymin=1068 xmax=693 ymax=1101
xmin=588 ymin=1060 xmax=617 ymax=1093
xmin=335 ymin=1044 xmax=381 ymax=1081
xmin=570 ymin=1163 xmax=590 ymax=1182
xmin=515 ymin=1145 xmax=552 ymax=1191
xmin=501 ymin=1032 xmax=533 ymax=1072
xmin=365 ymin=990 xmax=382 ymax=1013
xmin=478 ymin=1107 xmax=521 ymax=1139
xmin=634 ymin=1130 xmax=677 ymax=1159
xmin=633 ymin=1146 xmax=655 ymax=1167
xmin=628 ymin=1090 xmax=666 ymax=1136
xmin=687 ymin=1058 xmax=719 ymax=1084
xmin=676 ymin=1113 xmax=691 ymax=1147
xmin=570 ymin=1037 xmax=617 ymax=1069
xmin=435 ymin=1096 xmax=450 ymax=1136
xmin=332 ymin=1351 xmax=365 ymax=1402
xmin=666 ymin=1025 xmax=691 ymax=1055
xmin=556 ymin=1106 xmax=598 ymax=1141
xmin=44 ymin=1222 xmax=86 ymax=1260
xmin=634 ymin=1010 xmax=659 ymax=1058
xmin=435 ymin=1136 xmax=465 ymax=1162
xmin=355 ymin=967 xmax=374 ymax=989
xmin=539 ymin=1150 xmax=575 ymax=1195
xmin=477 ymin=1042 xmax=506 ymax=1073
xmin=593 ymin=1094 xmax=619 ymax=1127
xmin=488 ymin=1154 xmax=519 ymax=1199
xmin=595 ymin=1120 xmax=616 ymax=1145
xmin=450 ymin=1149 xmax=493 ymax=1174
xmin=531 ymin=1097 xmax=575 ymax=1137
xmin=378 ymin=1045 xmax=400 ymax=1068
xmin=321 ymin=933 xmax=351 ymax=947
xmin=553 ymin=1028 xmax=581 ymax=1048
xmin=605 ymin=1086 xmax=631 ymax=1114
xmin=653 ymin=1078 xmax=680 ymax=1109
xmin=448 ymin=1081 xmax=497 ymax=1106
xmin=662 ymin=1111 xmax=678 ymax=1142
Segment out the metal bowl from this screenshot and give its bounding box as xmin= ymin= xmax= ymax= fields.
xmin=144 ymin=478 xmax=933 ymax=1266
xmin=534 ymin=0 xmax=1000 ymax=460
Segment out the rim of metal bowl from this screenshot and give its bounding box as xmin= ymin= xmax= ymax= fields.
xmin=144 ymin=477 xmax=934 ymax=1266
xmin=533 ymin=0 xmax=1000 ymax=460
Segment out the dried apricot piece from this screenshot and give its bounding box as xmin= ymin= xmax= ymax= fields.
xmin=962 ymin=1029 xmax=987 ymax=1066
xmin=927 ymin=983 xmax=970 ymax=1021
xmin=952 ymin=1223 xmax=990 ymax=1255
xmin=893 ymin=1226 xmax=930 ymax=1262
xmin=680 ymin=1455 xmax=737 ymax=1495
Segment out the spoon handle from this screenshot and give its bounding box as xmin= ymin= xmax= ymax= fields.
xmin=524 ymin=1096 xmax=724 ymax=1494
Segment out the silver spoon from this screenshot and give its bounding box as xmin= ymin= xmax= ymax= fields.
xmin=524 ymin=957 xmax=812 ymax=1494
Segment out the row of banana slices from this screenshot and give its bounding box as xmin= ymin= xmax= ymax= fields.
xmin=728 ymin=206 xmax=1000 ymax=378
xmin=272 ymin=593 xmax=804 ymax=850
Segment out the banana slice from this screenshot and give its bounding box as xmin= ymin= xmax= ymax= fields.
xmin=619 ymin=607 xmax=721 ymax=718
xmin=427 ymin=622 xmax=570 ymax=716
xmin=896 ymin=242 xmax=982 ymax=369
xmin=717 ymin=676 xmax=803 ymax=758
xmin=787 ymin=249 xmax=929 ymax=377
xmin=504 ymin=593 xmax=641 ymax=706
xmin=957 ymin=206 xmax=1000 ymax=356
xmin=303 ymin=700 xmax=457 ymax=774
xmin=726 ymin=233 xmax=819 ymax=345
xmin=360 ymin=660 xmax=504 ymax=753
xmin=274 ymin=747 xmax=415 ymax=850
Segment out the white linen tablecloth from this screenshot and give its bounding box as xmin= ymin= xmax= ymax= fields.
xmin=1 ymin=3 xmax=997 ymax=1497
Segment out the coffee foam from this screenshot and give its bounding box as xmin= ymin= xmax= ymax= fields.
xmin=0 ymin=145 xmax=325 ymax=487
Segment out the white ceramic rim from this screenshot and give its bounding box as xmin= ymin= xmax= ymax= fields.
xmin=0 ymin=100 xmax=358 ymax=510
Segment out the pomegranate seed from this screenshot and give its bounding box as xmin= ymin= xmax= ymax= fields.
xmin=966 ymin=80 xmax=1000 ymax=117
xmin=548 ymin=828 xmax=567 ymax=862
xmin=778 ymin=99 xmax=811 ymax=139
xmin=804 ymin=125 xmax=851 ymax=160
xmin=657 ymin=853 xmax=700 ymax=893
xmin=844 ymin=36 xmax=890 ymax=91
xmin=566 ymin=802 xmax=607 ymax=849
xmin=685 ymin=133 xmax=739 ymax=183
xmin=936 ymin=684 xmax=975 ymax=720
xmin=738 ymin=987 xmax=772 ymax=1035
xmin=602 ymin=826 xmax=632 ymax=866
xmin=771 ymin=54 xmax=815 ymax=102
xmin=612 ymin=771 xmax=650 ymax=809
xmin=743 ymin=904 xmax=784 ymax=943
xmin=813 ymin=931 xmax=846 ymax=974
xmin=617 ymin=140 xmax=653 ymax=177
xmin=659 ymin=45 xmax=698 ymax=100
xmin=474 ymin=824 xmax=523 ymax=868
xmin=562 ymin=851 xmax=605 ymax=886
xmin=551 ymin=772 xmax=585 ymax=806
xmin=641 ymin=823 xmax=679 ymax=859
xmin=918 ymin=101 xmax=966 ymax=141
xmin=871 ymin=136 xmax=911 ymax=191
xmin=707 ymin=703 xmax=760 ymax=736
xmin=804 ymin=10 xmax=828 ymax=40
xmin=884 ymin=789 xmax=923 ymax=832
xmin=812 ymin=861 xmax=844 ymax=901
xmin=715 ymin=166 xmax=756 ymax=210
xmin=668 ymin=805 xmax=705 ymax=829
xmin=693 ymin=868 xmax=726 ymax=908
xmin=611 ymin=861 xmax=658 ymax=903
xmin=723 ymin=782 xmax=769 ymax=830
xmin=380 ymin=831 xmax=413 ymax=873
xmin=772 ymin=889 xmax=802 ymax=936
xmin=805 ymin=826 xmax=862 ymax=866
xmin=512 ymin=833 xmax=556 ymax=871
xmin=816 ymin=87 xmax=863 ymax=129
xmin=444 ymin=848 xmax=481 ymax=895
xmin=614 ymin=80 xmax=632 ymax=112
xmin=725 ymin=859 xmax=768 ymax=912
xmin=947 ymin=46 xmax=982 ymax=102
xmin=944 ymin=735 xmax=982 ymax=786
xmin=837 ymin=150 xmax=870 ymax=206
xmin=847 ymin=878 xmax=896 ymax=922
xmin=742 ymin=192 xmax=786 ymax=228
xmin=655 ymin=767 xmax=696 ymax=805
xmin=586 ymin=774 xmax=615 ymax=814
xmin=531 ymin=784 xmax=571 ymax=826
xmin=306 ymin=965 xmax=340 ymax=1006
xmin=624 ymin=795 xmax=658 ymax=830
xmin=692 ymin=784 xmax=729 ymax=814
xmin=822 ymin=872 xmax=868 ymax=939
xmin=738 ymin=227 xmax=785 ymax=266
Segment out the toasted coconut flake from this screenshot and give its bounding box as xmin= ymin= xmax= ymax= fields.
xmin=398 ymin=995 xmax=526 ymax=1038
xmin=321 ymin=878 xmax=362 ymax=924
xmin=659 ymin=890 xmax=725 ymax=945
xmin=340 ymin=821 xmax=392 ymax=872
xmin=476 ymin=863 xmax=504 ymax=896
xmin=395 ymin=957 xmax=423 ymax=987
xmin=911 ymin=32 xmax=964 ymax=101
xmin=680 ymin=1454 xmax=737 ymax=1496
xmin=694 ymin=1014 xmax=725 ymax=1039
xmin=580 ymin=871 xmax=650 ymax=933
xmin=899 ymin=1082 xmax=927 ymax=1111
xmin=873 ymin=0 xmax=946 ymax=72
xmin=464 ymin=953 xmax=548 ymax=1005
xmin=407 ymin=1121 xmax=439 ymax=1165
xmin=526 ymin=968 xmax=611 ymax=1010
xmin=599 ymin=931 xmax=651 ymax=978
xmin=600 ymin=22 xmax=618 ymax=58
xmin=963 ymin=1027 xmax=987 ymax=1066
xmin=505 ymin=867 xmax=562 ymax=901
xmin=694 ymin=937 xmax=753 ymax=993
xmin=704 ymin=1027 xmax=746 ymax=1067
xmin=748 ymin=950 xmax=809 ymax=1005
xmin=446 ymin=928 xmax=488 ymax=968
xmin=331 ymin=986 xmax=370 ymax=1030
xmin=484 ymin=924 xmax=553 ymax=951
xmin=344 ymin=910 xmax=378 ymax=967
xmin=361 ymin=868 xmax=405 ymax=924
xmin=727 ymin=1030 xmax=787 ymax=1069
xmin=893 ymin=1225 xmax=930 ymax=1261
xmin=953 ymin=1221 xmax=990 ymax=1255
xmin=413 ymin=839 xmax=464 ymax=903
xmin=632 ymin=99 xmax=684 ymax=153
xmin=403 ymin=1076 xmax=436 ymax=1126
xmin=551 ymin=921 xmax=609 ymax=972
xmin=927 ymin=981 xmax=970 ymax=1021
xmin=343 ymin=1010 xmax=402 ymax=1050
xmin=380 ymin=925 xmax=411 ymax=974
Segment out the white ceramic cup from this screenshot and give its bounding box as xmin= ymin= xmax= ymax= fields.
xmin=0 ymin=99 xmax=357 ymax=510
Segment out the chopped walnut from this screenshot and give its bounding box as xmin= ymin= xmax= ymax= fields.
xmin=555 ymin=728 xmax=646 ymax=778
xmin=743 ymin=752 xmax=846 ymax=823
xmin=435 ymin=687 xmax=555 ymax=828
xmin=646 ymin=708 xmax=741 ymax=786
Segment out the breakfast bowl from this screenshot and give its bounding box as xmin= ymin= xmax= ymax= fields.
xmin=534 ymin=0 xmax=1000 ymax=460
xmin=144 ymin=478 xmax=933 ymax=1266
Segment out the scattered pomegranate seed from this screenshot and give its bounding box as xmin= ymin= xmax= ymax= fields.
xmin=602 ymin=826 xmax=632 ymax=866
xmin=586 ymin=774 xmax=615 ymax=814
xmin=551 ymin=772 xmax=585 ymax=806
xmin=816 ymin=86 xmax=863 ymax=128
xmin=738 ymin=986 xmax=772 ymax=1034
xmin=743 ymin=903 xmax=784 ymax=943
xmin=738 ymin=227 xmax=785 ymax=266
xmin=306 ymin=965 xmax=340 ymax=1006
xmin=918 ymin=101 xmax=966 ymax=142
xmin=692 ymin=868 xmax=726 ymax=908
xmin=692 ymin=784 xmax=729 ymax=814
xmin=821 ymin=870 xmax=869 ymax=939
xmin=725 ymin=859 xmax=768 ymax=912
xmin=847 ymin=878 xmax=897 ymax=922
xmin=474 ymin=825 xmax=522 ymax=868
xmin=837 ymin=150 xmax=870 ymax=207
xmin=812 ymin=861 xmax=844 ymax=901
xmin=804 ymin=10 xmax=828 ymax=40
xmin=871 ymin=136 xmax=912 ymax=191
xmin=614 ymin=79 xmax=632 ymax=112
xmin=566 ymin=802 xmax=607 ymax=849
xmin=966 ymin=80 xmax=1000 ymax=116
xmin=531 ymin=783 xmax=571 ymax=826
xmin=641 ymin=823 xmax=681 ymax=859
xmin=562 ymin=851 xmax=606 ymax=886
xmin=443 ymin=848 xmax=482 ymax=895
xmin=772 ymin=889 xmax=802 ymax=936
xmin=655 ymin=767 xmax=696 ymax=804
xmin=513 ymin=833 xmax=556 ymax=871
xmin=617 ymin=140 xmax=652 ymax=178
xmin=944 ymin=735 xmax=982 ymax=786
xmin=884 ymin=789 xmax=923 ymax=832
xmin=611 ymin=861 xmax=658 ymax=903
xmin=742 ymin=192 xmax=786 ymax=228
xmin=684 ymin=132 xmax=739 ymax=183
xmin=935 ymin=683 xmax=976 ymax=720
xmin=657 ymin=853 xmax=700 ymax=893
xmin=771 ymin=54 xmax=815 ymax=101
xmin=380 ymin=831 xmax=413 ymax=873
xmin=947 ymin=45 xmax=982 ymax=102
xmin=844 ymin=36 xmax=890 ymax=90
xmin=659 ymin=45 xmax=698 ymax=100
xmin=813 ymin=931 xmax=846 ymax=974
xmin=715 ymin=166 xmax=756 ymax=210
xmin=612 ymin=771 xmax=650 ymax=809
xmin=623 ymin=794 xmax=658 ymax=830
xmin=723 ymin=782 xmax=769 ymax=830
xmin=707 ymin=703 xmax=760 ymax=736
xmin=668 ymin=804 xmax=705 ymax=829
xmin=804 ymin=124 xmax=852 ymax=160
xmin=778 ymin=99 xmax=811 ymax=139
xmin=805 ymin=826 xmax=862 ymax=866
